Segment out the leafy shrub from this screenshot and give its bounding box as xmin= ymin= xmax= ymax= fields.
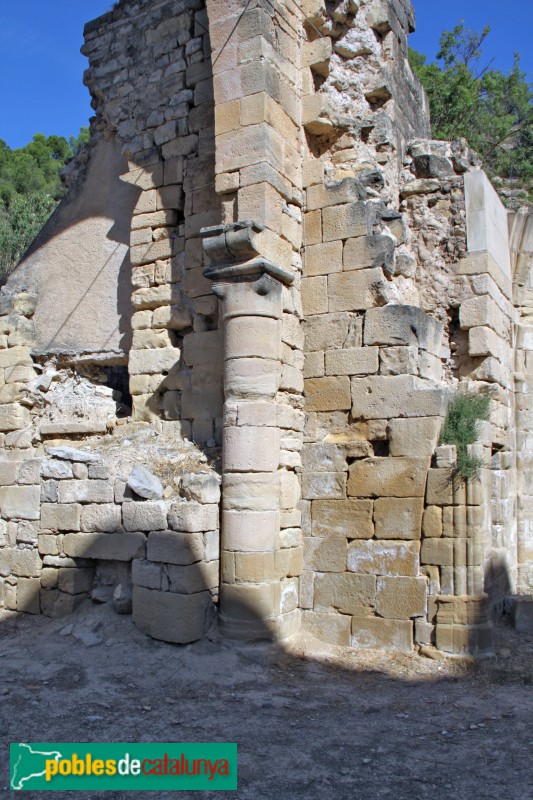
xmin=440 ymin=389 xmax=491 ymax=480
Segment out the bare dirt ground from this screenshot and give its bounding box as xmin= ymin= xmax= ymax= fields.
xmin=1 ymin=602 xmax=532 ymax=800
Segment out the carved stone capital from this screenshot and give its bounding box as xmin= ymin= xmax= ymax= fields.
xmin=201 ymin=222 xmax=294 ymax=320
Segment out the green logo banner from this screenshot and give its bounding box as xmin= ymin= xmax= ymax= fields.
xmin=10 ymin=743 xmax=237 ymax=791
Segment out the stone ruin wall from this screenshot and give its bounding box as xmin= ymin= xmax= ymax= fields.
xmin=0 ymin=0 xmax=532 ymax=655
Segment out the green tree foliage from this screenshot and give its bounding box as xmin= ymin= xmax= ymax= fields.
xmin=0 ymin=128 xmax=89 ymax=282
xmin=409 ymin=24 xmax=533 ymax=191
xmin=0 ymin=193 xmax=57 ymax=279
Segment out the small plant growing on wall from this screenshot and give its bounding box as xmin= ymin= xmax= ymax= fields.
xmin=440 ymin=389 xmax=491 ymax=480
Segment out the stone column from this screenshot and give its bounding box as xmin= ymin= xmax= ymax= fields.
xmin=201 ymin=222 xmax=296 ymax=639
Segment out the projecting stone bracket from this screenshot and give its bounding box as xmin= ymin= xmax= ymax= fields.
xmin=202 ymin=221 xmax=295 ymax=286
xmin=202 ymin=222 xmax=295 ymax=321
xmin=201 ymin=220 xmax=264 ymax=264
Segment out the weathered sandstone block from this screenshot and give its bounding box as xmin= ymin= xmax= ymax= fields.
xmin=81 ymin=504 xmax=122 ymax=533
xmin=351 ymin=376 xmax=447 ymax=419
xmin=348 ymin=458 xmax=428 ymax=498
xmin=311 ymin=500 xmax=374 ymax=538
xmin=133 ymin=586 xmax=213 ymax=644
xmin=41 ymin=503 xmax=81 ymax=531
xmin=168 ymin=502 xmax=219 ymax=532
xmin=314 ymin=572 xmax=376 ymax=614
xmin=374 ymin=497 xmax=424 ymax=539
xmin=0 ymin=486 xmax=40 ymax=520
xmin=376 ymin=576 xmax=426 ymax=619
xmin=303 ymin=537 xmax=346 ymax=572
xmin=351 ymin=616 xmax=413 ymax=652
xmin=364 ymin=306 xmax=443 ymax=355
xmin=347 ymin=540 xmax=419 ymax=577
xmin=304 ymin=376 xmax=351 ymax=412
xmin=122 ymin=501 xmax=168 ymax=532
xmin=63 ymin=532 xmax=146 ymax=561
xmin=57 ymin=480 xmax=114 ymax=505
xmin=147 ymin=530 xmax=204 ymax=565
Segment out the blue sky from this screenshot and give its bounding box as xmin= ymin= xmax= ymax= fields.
xmin=0 ymin=0 xmax=532 ymax=150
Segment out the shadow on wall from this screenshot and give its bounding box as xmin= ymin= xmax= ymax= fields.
xmin=2 ymin=527 xmax=271 ymax=645
xmin=4 ymin=137 xmax=140 ymax=358
xmin=4 ymin=528 xmax=517 ymax=656
xmin=484 ymin=556 xmax=513 ymax=617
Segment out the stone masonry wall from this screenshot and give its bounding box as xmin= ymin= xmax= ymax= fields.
xmin=0 ymin=433 xmax=220 ymax=644
xmin=83 ymin=0 xmax=223 ymax=443
xmin=511 ymin=210 xmax=533 ymax=595
xmin=0 ymin=291 xmax=220 ymax=642
xmin=1 ymin=0 xmax=531 ymax=656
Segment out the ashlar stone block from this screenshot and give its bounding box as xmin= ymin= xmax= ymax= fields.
xmin=223 ymin=474 xmax=278 ymax=512
xmin=420 ymin=538 xmax=454 ymax=567
xmin=302 ymin=37 xmax=332 ymax=76
xmin=168 ymin=502 xmax=219 ymax=532
xmin=376 ymin=576 xmax=427 ymax=619
xmin=303 ymin=536 xmax=346 ymax=572
xmin=57 ymin=480 xmax=114 ymax=505
xmin=225 ymin=316 xmax=279 ymax=360
xmin=364 ymin=306 xmax=443 ymax=356
xmin=302 ymin=609 xmax=351 ymax=646
xmin=311 ymin=499 xmax=373 ymax=538
xmin=63 ymin=532 xmax=146 ymax=561
xmin=328 ymin=268 xmax=389 ymax=312
xmin=302 ymin=276 xmax=328 ymax=315
xmin=302 ymin=94 xmax=334 ymax=135
xmin=305 ymin=241 xmax=342 ymax=277
xmin=301 ymin=472 xmax=347 ymax=500
xmin=167 ymin=561 xmax=218 ymax=594
xmin=132 ymin=559 xmax=162 ymax=590
xmin=347 ymin=540 xmax=419 ymax=577
xmin=348 ymin=458 xmax=428 ymax=498
xmin=388 ymin=417 xmax=441 ymax=458
xmin=225 ymin=358 xmax=280 ymax=400
xmin=129 ymin=347 xmax=180 ymax=375
xmin=0 ymin=486 xmax=40 ymax=520
xmin=301 ymin=443 xmax=347 ymax=473
xmin=0 ymin=404 xmax=30 ymax=432
xmin=351 ymin=376 xmax=447 ymax=419
xmin=422 ymin=506 xmax=442 ymax=538
xmin=7 ymin=548 xmax=41 ymax=577
xmin=351 ymin=616 xmax=413 ymax=652
xmin=459 ymin=295 xmax=509 ymax=339
xmin=425 ymin=469 xmax=466 ymax=506
xmin=122 ymin=501 xmax=168 ymax=532
xmin=133 ymin=586 xmax=213 ymax=644
xmin=304 ymin=376 xmax=351 ymax=412
xmin=325 ymin=347 xmax=379 ymax=376
xmin=374 ymin=497 xmax=424 ymax=539
xmin=223 ymin=426 xmax=279 ymax=472
xmin=16 ymin=577 xmax=41 ymax=614
xmin=81 ymin=504 xmax=122 ymax=533
xmin=322 ymin=202 xmax=371 ymax=242
xmin=222 ymin=510 xmax=278 ymax=552
xmin=41 ymin=504 xmax=81 ymax=532
xmin=147 ymin=530 xmax=204 ymax=565
xmin=314 ymin=572 xmax=376 ymax=615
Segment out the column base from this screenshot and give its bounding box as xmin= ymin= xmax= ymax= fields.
xmin=218 ymin=612 xmax=276 ymax=641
